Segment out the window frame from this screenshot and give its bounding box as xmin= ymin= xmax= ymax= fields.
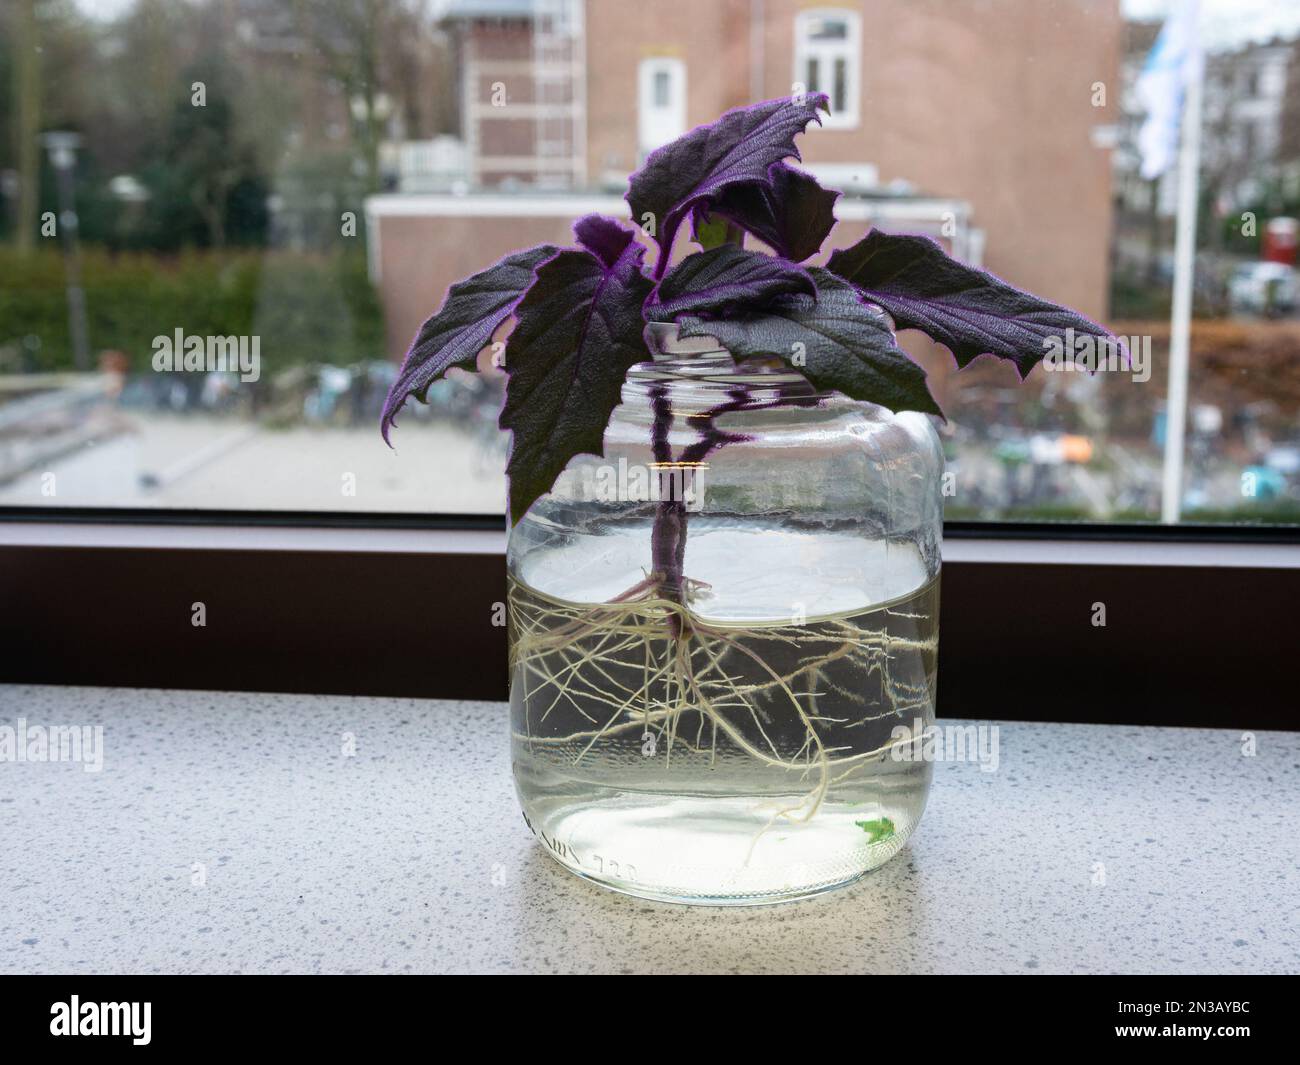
xmin=2 ymin=507 xmax=1296 ymax=730
xmin=5 ymin=505 xmax=1299 ymax=543
xmin=4 ymin=6 xmax=1296 ymax=732
xmin=793 ymin=7 xmax=862 ymax=129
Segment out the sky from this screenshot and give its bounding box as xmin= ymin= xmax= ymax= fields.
xmin=71 ymin=0 xmax=1300 ymax=52
xmin=1122 ymin=0 xmax=1300 ymax=47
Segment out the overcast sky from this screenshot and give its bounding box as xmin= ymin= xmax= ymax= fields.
xmin=1123 ymin=0 xmax=1300 ymax=47
xmin=72 ymin=0 xmax=1300 ymax=51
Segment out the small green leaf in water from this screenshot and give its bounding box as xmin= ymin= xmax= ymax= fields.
xmin=855 ymin=817 xmax=896 ymax=843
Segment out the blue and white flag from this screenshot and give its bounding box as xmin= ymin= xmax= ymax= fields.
xmin=1136 ymin=0 xmax=1203 ymax=180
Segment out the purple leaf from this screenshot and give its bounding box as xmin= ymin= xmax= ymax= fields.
xmin=647 ymin=244 xmax=816 ymax=322
xmin=626 ymin=94 xmax=829 ymax=276
xmin=827 ymin=231 xmax=1117 ymax=377
xmin=573 ymin=213 xmax=637 ymax=268
xmin=380 ymin=244 xmax=556 ymax=445
xmin=698 ymin=162 xmax=840 ymax=262
xmin=680 ymin=270 xmax=943 ymax=417
xmin=500 ymin=237 xmax=654 ymax=524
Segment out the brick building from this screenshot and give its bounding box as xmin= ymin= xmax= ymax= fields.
xmin=368 ymin=0 xmax=1121 ymax=360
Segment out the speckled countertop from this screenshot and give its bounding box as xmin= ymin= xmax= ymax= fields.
xmin=0 ymin=684 xmax=1295 ymax=975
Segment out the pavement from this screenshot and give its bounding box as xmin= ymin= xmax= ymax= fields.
xmin=0 ymin=413 xmax=506 ymax=514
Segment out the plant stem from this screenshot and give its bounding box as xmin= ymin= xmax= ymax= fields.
xmin=649 ymin=384 xmax=687 ymax=631
xmin=649 ymin=382 xmax=755 ymax=634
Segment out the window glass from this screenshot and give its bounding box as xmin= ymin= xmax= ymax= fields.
xmin=809 ymin=17 xmax=848 ymax=41
xmin=653 ymin=70 xmax=670 ymax=108
xmin=0 ymin=0 xmax=1297 ymax=526
xmin=638 ymin=56 xmax=685 ymax=156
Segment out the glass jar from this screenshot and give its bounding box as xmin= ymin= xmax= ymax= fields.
xmin=507 ymin=320 xmax=943 ymax=905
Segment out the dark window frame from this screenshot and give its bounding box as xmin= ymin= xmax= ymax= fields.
xmin=1 ymin=508 xmax=1296 ymax=730
xmin=4 ymin=506 xmax=1300 ymax=542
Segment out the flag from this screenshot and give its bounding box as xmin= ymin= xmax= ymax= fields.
xmin=1135 ymin=0 xmax=1203 ymax=181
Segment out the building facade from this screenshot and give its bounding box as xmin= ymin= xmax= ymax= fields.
xmin=371 ymin=0 xmax=1121 ymax=355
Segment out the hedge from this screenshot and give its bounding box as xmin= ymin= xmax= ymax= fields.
xmin=0 ymin=246 xmax=384 ymax=373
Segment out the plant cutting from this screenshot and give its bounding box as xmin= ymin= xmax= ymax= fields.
xmin=381 ymin=94 xmax=1114 ymax=905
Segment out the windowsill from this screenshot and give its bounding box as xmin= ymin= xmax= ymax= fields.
xmin=2 ymin=516 xmax=1297 ymax=567
xmin=5 ymin=683 xmax=1294 ymax=974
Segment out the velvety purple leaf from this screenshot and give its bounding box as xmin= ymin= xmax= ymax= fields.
xmin=827 ymin=230 xmax=1116 ymax=377
xmin=646 ymin=244 xmax=816 ymax=322
xmin=626 ymin=94 xmax=829 ymax=276
xmin=573 ymin=213 xmax=636 ymax=268
xmin=380 ymin=244 xmax=557 ymax=445
xmin=699 ymin=163 xmax=840 ymax=262
xmin=500 ymin=240 xmax=654 ymax=524
xmin=679 ymin=269 xmax=943 ymax=418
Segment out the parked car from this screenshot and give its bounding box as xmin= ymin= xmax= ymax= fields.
xmin=1263 ymin=443 xmax=1300 ymax=477
xmin=1227 ymin=262 xmax=1298 ymax=317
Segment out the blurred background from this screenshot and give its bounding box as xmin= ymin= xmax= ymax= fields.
xmin=1 ymin=0 xmax=1297 ymax=523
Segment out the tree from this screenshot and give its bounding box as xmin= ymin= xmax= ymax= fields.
xmin=141 ymin=61 xmax=268 ymax=249
xmin=12 ymin=0 xmax=40 ymax=254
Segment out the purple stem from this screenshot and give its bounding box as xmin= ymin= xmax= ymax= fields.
xmin=648 ymin=382 xmax=756 ymax=636
xmin=649 ymin=385 xmax=686 ymax=621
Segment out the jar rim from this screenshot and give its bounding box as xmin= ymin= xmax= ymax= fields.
xmin=645 ymin=321 xmax=725 ymax=356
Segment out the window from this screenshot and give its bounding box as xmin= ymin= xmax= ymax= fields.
xmin=0 ymin=0 xmax=1297 ymax=530
xmin=3 ymin=0 xmax=1299 ymax=717
xmin=794 ymin=8 xmax=861 ymax=128
xmin=638 ymin=57 xmax=687 ymax=157
xmin=653 ymin=70 xmax=670 ymax=108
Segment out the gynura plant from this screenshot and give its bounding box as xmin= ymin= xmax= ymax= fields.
xmin=380 ymin=95 xmax=1112 ymax=823
xmin=382 ymin=93 xmax=1110 ymax=550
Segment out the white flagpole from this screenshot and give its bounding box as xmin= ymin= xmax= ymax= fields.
xmin=1159 ymin=29 xmax=1203 ymax=524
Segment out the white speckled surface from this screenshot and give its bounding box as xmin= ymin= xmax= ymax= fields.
xmin=0 ymin=685 xmax=1295 ymax=974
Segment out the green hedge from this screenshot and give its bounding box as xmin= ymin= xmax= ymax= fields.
xmin=0 ymin=246 xmax=384 ymax=373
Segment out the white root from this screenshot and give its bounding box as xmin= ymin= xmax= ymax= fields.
xmin=508 ymin=578 xmax=935 ymax=837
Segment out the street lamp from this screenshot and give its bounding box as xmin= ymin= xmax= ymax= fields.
xmin=41 ymin=131 xmax=91 ymax=372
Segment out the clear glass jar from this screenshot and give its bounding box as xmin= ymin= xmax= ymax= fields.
xmin=507 ymin=321 xmax=943 ymax=905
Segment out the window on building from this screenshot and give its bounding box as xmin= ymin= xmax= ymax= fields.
xmin=638 ymin=57 xmax=687 ymax=157
xmin=794 ymin=8 xmax=861 ymax=128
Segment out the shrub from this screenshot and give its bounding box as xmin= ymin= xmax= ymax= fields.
xmin=0 ymin=246 xmax=384 ymax=373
